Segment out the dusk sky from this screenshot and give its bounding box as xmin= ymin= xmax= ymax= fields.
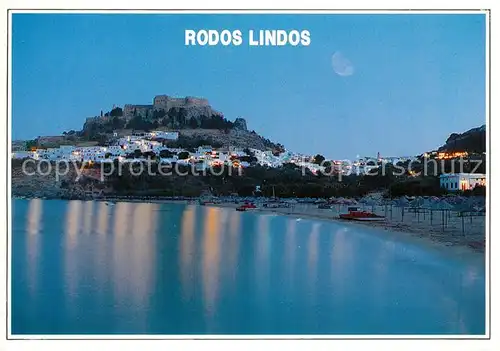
xmin=12 ymin=13 xmax=486 ymax=159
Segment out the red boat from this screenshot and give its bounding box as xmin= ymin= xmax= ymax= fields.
xmin=236 ymin=202 xmax=257 ymax=211
xmin=339 ymin=206 xmax=385 ymax=221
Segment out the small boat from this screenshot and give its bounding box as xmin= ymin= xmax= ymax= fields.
xmin=199 ymin=198 xmax=216 ymax=205
xmin=264 ymin=202 xmax=279 ymax=208
xmin=236 ymin=202 xmax=257 ymax=211
xmin=339 ymin=206 xmax=385 ymax=221
xmin=314 ymin=199 xmax=328 ymax=204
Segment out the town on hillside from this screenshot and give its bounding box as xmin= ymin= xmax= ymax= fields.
xmin=11 ymin=95 xmax=487 ymax=198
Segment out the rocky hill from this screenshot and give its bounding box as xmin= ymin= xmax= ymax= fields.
xmin=80 ymin=95 xmax=283 ymax=151
xmin=438 ymin=124 xmax=486 ymax=153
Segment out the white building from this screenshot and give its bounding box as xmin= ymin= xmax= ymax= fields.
xmin=197 ymin=146 xmax=213 ymax=154
xmin=12 ymin=151 xmax=33 ymax=159
xmin=440 ymin=173 xmax=486 ymax=192
xmin=147 ymin=131 xmax=179 ymax=140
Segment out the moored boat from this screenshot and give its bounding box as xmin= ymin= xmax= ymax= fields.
xmin=236 ymin=202 xmax=257 ymax=211
xmin=339 ymin=206 xmax=385 ymax=221
xmin=199 ymin=197 xmax=218 ymax=205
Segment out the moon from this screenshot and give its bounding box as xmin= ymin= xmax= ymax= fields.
xmin=331 ymin=52 xmax=354 ymax=77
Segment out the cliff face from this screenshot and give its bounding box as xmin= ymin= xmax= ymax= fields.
xmin=438 ymin=125 xmax=486 ymax=153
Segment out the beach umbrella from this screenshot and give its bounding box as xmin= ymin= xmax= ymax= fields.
xmin=358 ymin=197 xmax=367 ymax=210
xmin=410 ymin=197 xmax=425 ymax=207
xmin=453 ymin=202 xmax=476 ymax=235
xmin=421 ymin=198 xmax=433 ymax=208
xmin=427 ymin=197 xmax=442 ymax=225
xmin=409 ymin=197 xmax=424 ymax=211
xmin=333 ymin=197 xmax=344 ymax=204
xmin=474 ymin=195 xmax=486 ymax=207
xmin=438 ymin=199 xmax=454 ymax=210
xmin=429 ymin=201 xmax=444 ymax=231
xmin=441 ymin=199 xmax=455 ymax=220
xmin=410 ymin=197 xmax=425 ymax=222
xmin=389 ymin=199 xmax=401 ymax=220
xmin=331 ymin=197 xmax=342 ymax=211
xmin=348 ymin=198 xmax=359 ymax=205
xmin=397 ymin=197 xmax=410 ymax=206
xmin=364 ymin=198 xmax=379 ymax=213
xmin=393 ymin=197 xmax=410 ymax=222
xmin=431 ymin=200 xmax=454 ymax=232
xmin=381 ymin=198 xmax=393 ymax=219
xmin=420 ymin=198 xmax=435 ymax=221
xmin=464 ymin=198 xmax=482 ymax=223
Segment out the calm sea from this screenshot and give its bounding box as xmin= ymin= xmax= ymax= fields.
xmin=11 ymin=199 xmax=486 ymax=335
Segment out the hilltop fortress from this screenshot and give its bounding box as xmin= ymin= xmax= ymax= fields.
xmin=123 ymin=95 xmax=218 ymax=120
xmin=78 ymin=94 xmax=285 ymax=151
xmin=83 ymin=94 xmax=251 ymax=134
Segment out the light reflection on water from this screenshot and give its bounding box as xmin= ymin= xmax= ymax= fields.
xmin=201 ymin=207 xmax=222 ymax=319
xmin=256 ymin=214 xmax=271 ymax=306
xmin=227 ymin=211 xmax=240 ymax=285
xmin=12 ymin=199 xmax=486 ymax=335
xmin=64 ymin=200 xmax=82 ymax=311
xmin=180 ymin=205 xmax=196 ymax=302
xmin=25 ymin=198 xmax=42 ymax=297
xmin=284 ymin=218 xmax=296 ymax=291
xmin=307 ymin=222 xmax=320 ymax=305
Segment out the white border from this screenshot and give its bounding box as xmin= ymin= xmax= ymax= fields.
xmin=5 ymin=9 xmax=491 ymax=14
xmin=0 ymin=3 xmax=493 ymax=348
xmin=484 ymin=5 xmax=491 ymax=341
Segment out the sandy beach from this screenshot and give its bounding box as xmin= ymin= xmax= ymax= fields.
xmin=207 ymin=201 xmax=486 ymax=253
